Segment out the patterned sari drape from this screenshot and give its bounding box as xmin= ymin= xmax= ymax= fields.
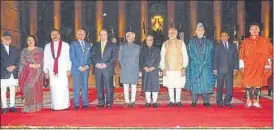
xmin=19 ymin=48 xmax=44 ymax=112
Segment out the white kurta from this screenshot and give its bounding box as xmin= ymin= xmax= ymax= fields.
xmin=43 ymin=41 xmax=71 ymax=110
xmin=160 ymin=40 xmax=189 ymax=88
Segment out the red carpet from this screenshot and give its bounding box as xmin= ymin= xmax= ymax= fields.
xmin=1 ymin=87 xmax=272 ymax=128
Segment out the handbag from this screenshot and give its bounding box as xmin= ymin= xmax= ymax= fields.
xmin=43 ymin=77 xmax=49 ymax=88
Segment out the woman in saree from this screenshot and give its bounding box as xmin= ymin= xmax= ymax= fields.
xmin=19 ymin=35 xmax=44 ymax=112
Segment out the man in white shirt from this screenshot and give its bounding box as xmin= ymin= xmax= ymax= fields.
xmin=43 ymin=29 xmax=72 ymax=110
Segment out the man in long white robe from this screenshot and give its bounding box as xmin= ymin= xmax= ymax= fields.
xmin=160 ymin=28 xmax=188 ymax=108
xmin=43 ymin=29 xmax=71 ymax=110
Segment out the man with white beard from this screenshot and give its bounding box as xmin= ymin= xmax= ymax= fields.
xmin=43 ymin=29 xmax=72 ymax=110
xmin=160 ymin=28 xmax=189 ymax=108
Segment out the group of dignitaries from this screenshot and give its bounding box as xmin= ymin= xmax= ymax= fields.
xmin=1 ymin=22 xmax=272 ymax=114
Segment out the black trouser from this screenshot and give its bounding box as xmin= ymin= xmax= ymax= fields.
xmin=95 ymin=70 xmax=114 ymax=105
xmin=216 ymin=72 xmax=233 ymax=105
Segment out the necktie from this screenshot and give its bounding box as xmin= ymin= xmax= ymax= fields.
xmin=224 ymin=42 xmax=228 ymax=51
xmin=101 ymin=42 xmax=106 ymax=56
xmin=81 ymin=41 xmax=85 ymax=52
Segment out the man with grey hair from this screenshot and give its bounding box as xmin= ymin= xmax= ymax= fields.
xmin=185 ymin=23 xmax=215 ymax=107
xmin=160 ymin=28 xmax=189 ymax=108
xmin=1 ymin=31 xmax=20 ymax=114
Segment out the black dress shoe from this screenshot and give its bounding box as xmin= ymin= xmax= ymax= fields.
xmin=191 ymin=103 xmax=197 ymax=107
xmin=145 ymin=103 xmax=151 ymax=108
xmin=204 ymin=103 xmax=211 ymax=107
xmin=106 ymin=104 xmax=112 ymax=109
xmin=217 ymin=104 xmax=223 ymax=107
xmin=50 ymin=108 xmax=55 ymax=111
xmin=153 ymin=103 xmax=159 ymax=108
xmin=83 ymin=105 xmax=89 ymax=110
xmin=1 ymin=108 xmax=7 ymax=114
xmin=130 ymin=103 xmax=136 ymax=108
xmin=96 ymin=104 xmax=104 ymax=109
xmin=124 ymin=103 xmax=130 ymax=108
xmin=224 ymin=104 xmax=234 ymax=108
xmin=168 ymin=102 xmax=174 ymax=108
xmin=10 ymin=107 xmax=16 ymax=112
xmin=176 ymin=102 xmax=183 ymax=108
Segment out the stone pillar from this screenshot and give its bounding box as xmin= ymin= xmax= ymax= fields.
xmin=261 ymin=1 xmax=270 ymax=38
xmin=53 ymin=0 xmax=61 ymax=30
xmin=118 ymin=1 xmax=125 ymax=38
xmin=29 ymin=0 xmax=37 ymax=37
xmin=96 ymin=1 xmax=103 ymax=41
xmin=1 ymin=1 xmax=21 ymax=48
xmin=141 ymin=0 xmax=148 ymax=42
xmin=214 ymin=1 xmax=222 ymax=41
xmin=167 ymin=1 xmax=175 ymax=29
xmin=237 ymin=1 xmax=245 ymax=40
xmin=190 ymin=1 xmax=197 ymax=36
xmin=75 ymin=0 xmax=82 ymax=38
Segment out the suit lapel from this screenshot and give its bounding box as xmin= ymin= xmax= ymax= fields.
xmin=1 ymin=44 xmax=9 ymax=56
xmin=228 ymin=43 xmax=233 ymax=54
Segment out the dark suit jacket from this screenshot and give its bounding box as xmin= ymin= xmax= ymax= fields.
xmin=213 ymin=42 xmax=239 ymax=74
xmin=0 ymin=44 xmax=20 ymax=79
xmin=91 ymin=41 xmax=117 ymax=75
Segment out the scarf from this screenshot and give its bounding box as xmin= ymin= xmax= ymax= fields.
xmin=50 ymin=40 xmax=62 ymax=75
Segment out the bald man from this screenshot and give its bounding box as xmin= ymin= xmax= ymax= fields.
xmin=70 ymin=29 xmax=92 ymax=110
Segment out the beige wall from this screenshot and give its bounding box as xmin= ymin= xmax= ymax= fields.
xmin=1 ymin=1 xmax=21 ymax=48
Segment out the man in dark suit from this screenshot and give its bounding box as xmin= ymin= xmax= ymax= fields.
xmin=213 ymin=31 xmax=239 ymax=108
xmin=1 ymin=31 xmax=20 ymax=114
xmin=91 ymin=29 xmax=117 ymax=109
xmin=70 ymin=29 xmax=92 ymax=110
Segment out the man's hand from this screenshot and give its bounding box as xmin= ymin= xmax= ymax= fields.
xmin=144 ymin=67 xmax=149 ymax=72
xmin=265 ymin=65 xmax=271 ymax=72
xmin=239 ymin=68 xmax=244 ymax=72
xmin=95 ymin=63 xmax=102 ymax=69
xmin=162 ymin=69 xmax=166 ymax=76
xmin=181 ymin=68 xmax=186 ymax=77
xmin=84 ymin=65 xmax=89 ymax=70
xmin=213 ymin=70 xmax=217 ymax=76
xmin=67 ymin=71 xmax=71 ymax=77
xmin=44 ymin=73 xmax=49 ymax=79
xmin=17 ymin=87 xmax=20 ymax=92
xmin=148 ymin=67 xmax=155 ymax=72
xmin=101 ymin=63 xmax=107 ymax=69
xmin=7 ymin=65 xmax=16 ymax=72
xmin=79 ymin=66 xmax=86 ymax=72
xmin=233 ymin=69 xmax=237 ymax=75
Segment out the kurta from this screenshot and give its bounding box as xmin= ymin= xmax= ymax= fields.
xmin=239 ymin=36 xmax=273 ymax=87
xmin=160 ymin=39 xmax=188 ymax=88
xmin=119 ymin=43 xmax=140 ymax=84
xmin=139 ymin=45 xmax=161 ymax=92
xmin=185 ymin=37 xmax=216 ymax=94
xmin=43 ymin=41 xmax=71 ymax=110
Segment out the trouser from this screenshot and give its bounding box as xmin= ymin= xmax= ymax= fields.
xmin=95 ymin=71 xmax=114 ymax=105
xmin=192 ymin=93 xmax=210 ymax=104
xmin=1 ymin=85 xmax=16 ymax=108
xmin=72 ymin=71 xmax=89 ymax=107
xmin=168 ymin=88 xmax=182 ymax=103
xmin=123 ymin=84 xmax=137 ymax=103
xmin=216 ymin=72 xmax=233 ymax=105
xmin=145 ymin=92 xmax=158 ymax=103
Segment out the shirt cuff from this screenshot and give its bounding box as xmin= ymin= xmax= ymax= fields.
xmin=239 ymin=59 xmax=244 ymax=69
